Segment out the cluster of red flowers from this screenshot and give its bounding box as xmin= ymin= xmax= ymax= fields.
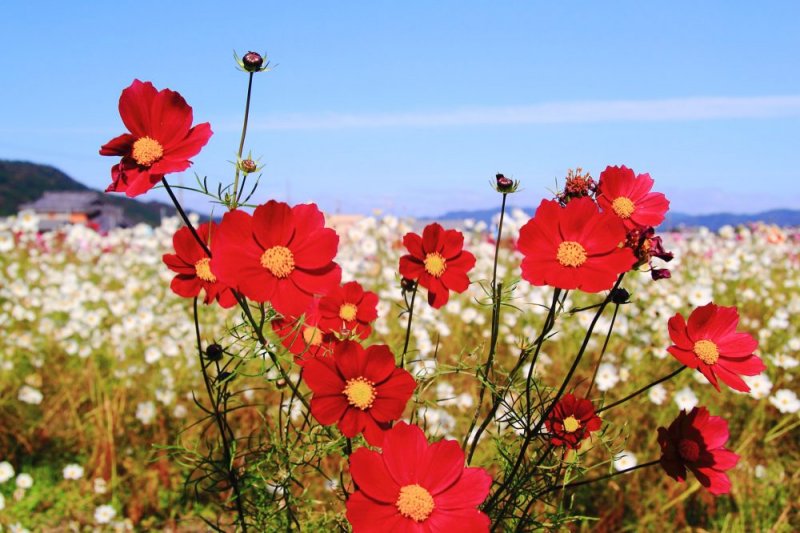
xmin=518 ymin=165 xmax=673 ymax=292
xmin=102 ymin=80 xmax=757 ymax=525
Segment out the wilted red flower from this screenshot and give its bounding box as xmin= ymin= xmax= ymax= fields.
xmin=399 ymin=223 xmax=476 ymax=308
xmin=162 ymin=223 xmax=236 ymax=308
xmin=100 ymin=80 xmax=212 ymax=197
xmin=518 ymin=198 xmax=636 ymax=293
xmin=658 ymin=407 xmax=739 ymax=495
xmin=346 ymin=422 xmax=491 ymax=532
xmin=271 ymin=298 xmax=339 ymax=365
xmin=596 ymin=165 xmax=670 ymax=229
xmin=317 ymin=281 xmax=379 ymax=340
xmin=667 ymin=303 xmax=764 ymax=392
xmin=556 ymin=167 xmax=597 ymax=204
xmin=544 ymin=394 xmax=602 ymax=449
xmin=304 ymin=341 xmax=416 ymax=445
xmin=210 ymin=201 xmax=341 ymax=317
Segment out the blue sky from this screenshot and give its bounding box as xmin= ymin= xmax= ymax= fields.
xmin=1 ymin=1 xmax=799 ymax=216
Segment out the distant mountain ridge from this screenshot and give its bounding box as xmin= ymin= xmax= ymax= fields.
xmin=434 ymin=206 xmax=800 ymax=231
xmin=0 ymin=160 xmax=173 ymax=225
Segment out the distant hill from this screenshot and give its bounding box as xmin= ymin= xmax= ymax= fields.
xmin=434 ymin=206 xmax=800 ymax=231
xmin=0 ymin=160 xmax=173 ymax=225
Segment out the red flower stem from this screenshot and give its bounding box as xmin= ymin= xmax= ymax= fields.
xmin=161 ymin=177 xmax=212 ymax=257
xmin=193 ymin=298 xmax=248 ymax=533
xmin=465 ymin=288 xmax=561 ymax=462
xmin=462 ymin=192 xmax=509 ymax=455
xmin=231 ymin=72 xmax=255 ymax=209
xmin=487 ymin=275 xmax=623 ymax=517
xmin=596 ymin=365 xmax=687 ymax=414
xmin=584 ymin=302 xmax=620 ymax=396
xmin=400 ymin=282 xmax=418 ymax=368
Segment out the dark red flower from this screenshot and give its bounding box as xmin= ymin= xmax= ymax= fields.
xmin=518 ymin=198 xmax=636 ymax=293
xmin=317 ymin=281 xmax=379 ymax=340
xmin=162 ymin=223 xmax=236 ymax=308
xmin=544 ymin=394 xmax=602 ymax=449
xmin=658 ymin=407 xmax=739 ymax=495
xmin=210 ymin=201 xmax=341 ymax=317
xmin=597 ymin=165 xmax=670 ymax=229
xmin=346 ymin=422 xmax=491 ymax=532
xmin=100 ymin=80 xmax=212 ymax=197
xmin=667 ymin=302 xmax=764 ymax=392
xmin=303 ymin=341 xmax=416 ymax=446
xmin=399 ymin=223 xmax=476 ymax=309
xmin=271 ymin=298 xmax=339 ymax=365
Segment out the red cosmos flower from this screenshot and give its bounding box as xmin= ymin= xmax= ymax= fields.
xmin=518 ymin=198 xmax=636 ymax=293
xmin=317 ymin=281 xmax=379 ymax=339
xmin=100 ymin=80 xmax=212 ymax=198
xmin=667 ymin=303 xmax=764 ymax=392
xmin=210 ymin=200 xmax=341 ymax=317
xmin=399 ymin=223 xmax=476 ymax=309
xmin=303 ymin=341 xmax=416 ymax=446
xmin=162 ymin=223 xmax=237 ymax=308
xmin=346 ymin=422 xmax=491 ymax=532
xmin=544 ymin=394 xmax=602 ymax=449
xmin=596 ymin=165 xmax=670 ymax=229
xmin=658 ymin=407 xmax=740 ymax=495
xmin=272 ymin=299 xmax=339 ymax=365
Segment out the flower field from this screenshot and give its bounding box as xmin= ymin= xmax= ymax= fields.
xmin=1 ymin=208 xmax=798 ymax=531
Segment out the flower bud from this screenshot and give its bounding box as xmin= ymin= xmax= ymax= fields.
xmin=217 ymin=371 xmax=234 ymax=383
xmin=242 ymin=51 xmax=264 ymax=72
xmin=611 ymin=288 xmax=631 ymax=304
xmin=496 ymin=173 xmax=514 ymax=192
xmin=401 ymin=277 xmax=417 ymax=292
xmin=205 ymin=343 xmax=224 ymax=361
xmin=239 ymin=158 xmax=258 ymax=174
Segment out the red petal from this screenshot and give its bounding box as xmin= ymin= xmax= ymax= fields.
xmin=349 ymin=448 xmax=400 ymax=503
xmin=382 ymin=422 xmax=428 ymax=486
xmin=433 ymin=467 xmax=491 ymax=509
xmin=99 ymin=133 xmax=135 ymax=156
xmin=419 ymin=439 xmax=466 ymax=494
xmin=118 ymin=79 xmax=157 ymax=137
xmin=310 ymin=395 xmax=348 ymax=425
xmin=362 ymin=345 xmax=397 ymax=384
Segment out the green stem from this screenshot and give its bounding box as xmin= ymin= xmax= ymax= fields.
xmin=585 ymin=303 xmax=619 ymax=397
xmin=231 ymin=72 xmax=254 ymax=209
xmin=597 ymin=365 xmax=686 ymax=414
xmin=400 ymin=283 xmax=418 ymax=368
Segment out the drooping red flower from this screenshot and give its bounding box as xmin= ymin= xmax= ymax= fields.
xmin=271 ymin=298 xmax=340 ymax=365
xmin=210 ymin=201 xmax=341 ymax=317
xmin=518 ymin=198 xmax=636 ymax=293
xmin=544 ymin=394 xmax=602 ymax=449
xmin=317 ymin=281 xmax=379 ymax=340
xmin=346 ymin=422 xmax=491 ymax=532
xmin=657 ymin=406 xmax=739 ymax=495
xmin=596 ymin=165 xmax=670 ymax=229
xmin=399 ymin=223 xmax=476 ymax=309
xmin=100 ymin=80 xmax=213 ymax=197
xmin=667 ymin=302 xmax=764 ymax=392
xmin=303 ymin=341 xmax=416 ymax=446
xmin=162 ymin=223 xmax=237 ymax=308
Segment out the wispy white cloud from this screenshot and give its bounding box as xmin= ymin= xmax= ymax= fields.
xmin=243 ymin=95 xmax=800 ymax=131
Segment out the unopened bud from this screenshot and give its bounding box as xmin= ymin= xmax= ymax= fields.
xmin=401 ymin=277 xmax=417 ymax=292
xmin=205 ymin=343 xmax=224 ymax=361
xmin=611 ymin=288 xmax=630 ymax=304
xmin=239 ymin=158 xmax=258 ymax=174
xmin=496 ymin=173 xmax=514 ymax=192
xmin=242 ymin=51 xmax=264 ymax=72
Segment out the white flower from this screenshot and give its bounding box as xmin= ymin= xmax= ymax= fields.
xmin=135 ymin=401 xmax=156 ymax=425
xmin=8 ymin=522 xmax=31 ymax=533
xmin=648 ymin=383 xmax=667 ymax=405
xmin=62 ymin=464 xmax=84 ymax=480
xmin=173 ymin=404 xmax=188 ymax=418
xmin=595 ymin=363 xmax=620 ymax=392
xmin=769 ymin=389 xmax=800 ymax=414
xmin=674 ymin=386 xmax=698 ymax=411
xmin=0 ymin=461 xmax=15 ymax=483
xmin=16 ymin=472 xmax=33 ymax=489
xmin=743 ymin=374 xmax=773 ymax=400
xmin=754 ymin=464 xmax=767 ymax=479
xmin=613 ymin=450 xmax=638 ymax=471
xmin=18 ymin=385 xmax=43 ymax=405
xmin=94 ymin=477 xmax=108 ymax=494
xmin=770 ymin=354 xmax=799 ymax=370
xmin=0 ymin=492 xmax=4 ymax=511
xmin=0 ymin=231 xmax=14 ymax=252
xmin=94 ymin=504 xmax=117 ymax=524
xmin=143 ymin=346 xmax=161 ymax=364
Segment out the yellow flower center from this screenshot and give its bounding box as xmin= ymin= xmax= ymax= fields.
xmin=302 ymin=326 xmax=323 ymax=346
xmin=693 ymin=339 xmax=719 ymax=365
xmin=339 ymin=303 xmax=358 ymax=322
xmin=194 ymin=257 xmax=216 ymax=282
xmin=342 ymin=377 xmax=376 ymax=410
xmin=423 ymin=252 xmax=447 ymax=277
xmin=611 ymin=196 xmax=636 ymax=219
xmin=260 ymin=246 xmax=295 ymax=278
xmin=395 ymin=484 xmax=435 ymax=522
xmin=562 ymin=415 xmax=581 ymax=433
xmin=556 ymin=241 xmax=587 ymax=267
xmin=131 ymin=136 xmax=164 ymax=167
